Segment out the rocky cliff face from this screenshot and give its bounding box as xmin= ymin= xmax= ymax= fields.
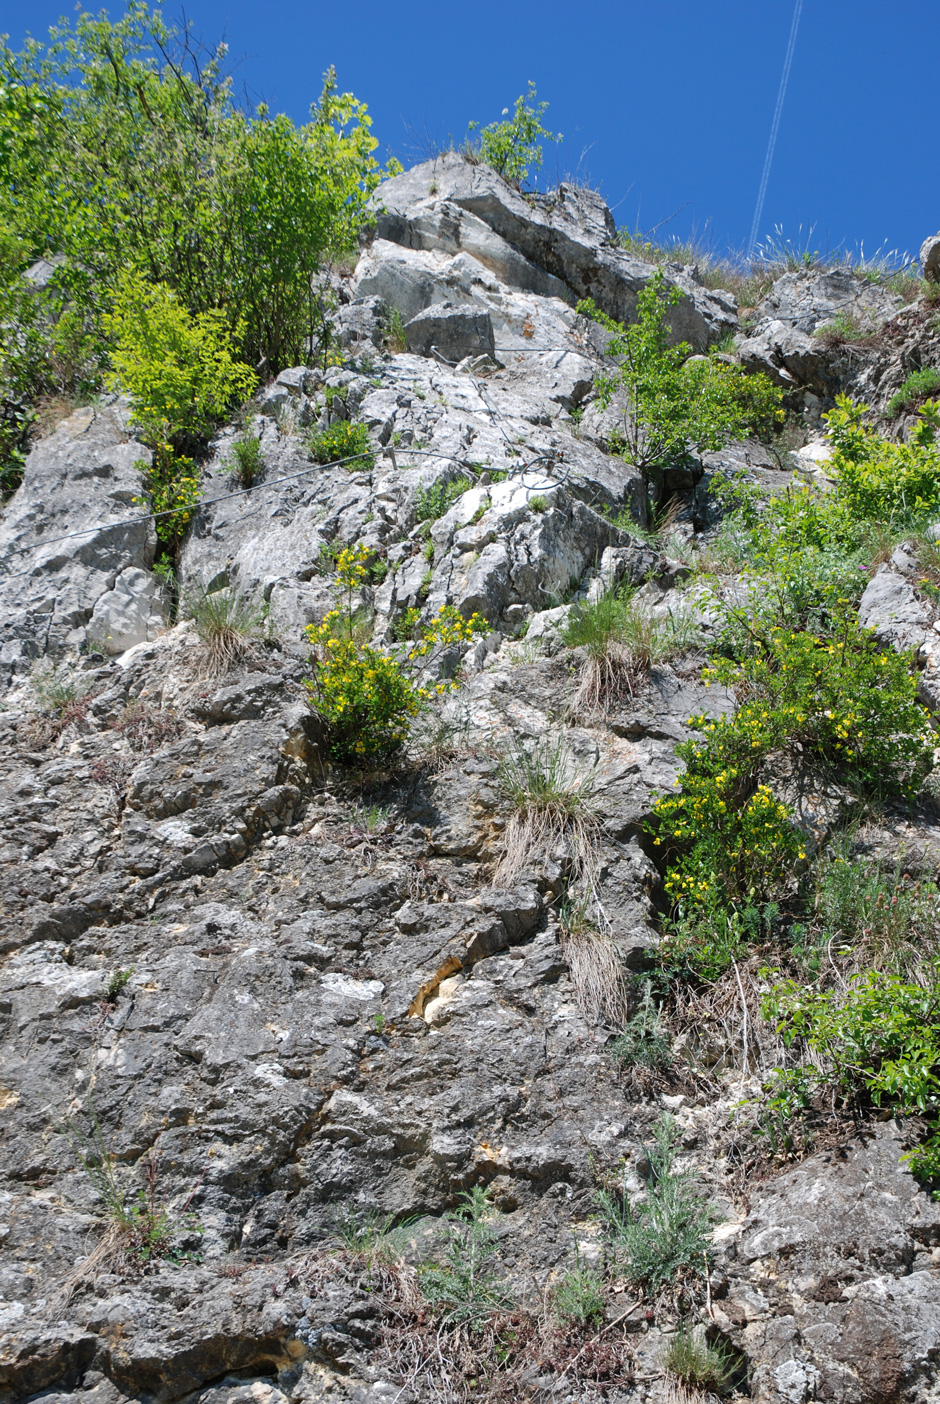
xmin=1 ymin=156 xmax=939 ymax=1404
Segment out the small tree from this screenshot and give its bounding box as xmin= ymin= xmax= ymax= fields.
xmin=579 ymin=273 xmax=781 ymax=498
xmin=467 ymin=82 xmax=560 ymax=187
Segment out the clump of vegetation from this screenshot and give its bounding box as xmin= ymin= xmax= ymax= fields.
xmin=20 ymin=661 xmax=93 ymax=747
xmin=549 ymin=1259 xmax=606 ymax=1327
xmin=185 ymin=582 xmax=269 ymax=676
xmin=764 ymin=963 xmax=940 ymax=1180
xmin=651 ymin=620 xmax=931 ymax=979
xmin=494 ymin=737 xmax=601 ymax=893
xmin=414 ymin=475 xmax=471 ymax=524
xmin=886 ymin=368 xmax=940 ymax=419
xmin=61 ymin=1102 xmax=203 ymax=1272
xmin=662 ymin=1323 xmax=740 ymax=1394
xmin=610 ymin=981 xmax=672 ymax=1072
xmin=0 ymin=5 xmax=387 ymax=495
xmin=307 ymin=419 xmax=374 ymax=471
xmin=304 ymin=543 xmax=486 ymax=765
xmin=578 ymin=273 xmax=782 ymax=496
xmin=466 ymin=82 xmax=560 ymax=187
xmin=419 ymin=1187 xmax=509 ymax=1328
xmin=225 ymin=426 xmax=265 ymax=488
xmin=813 ymin=309 xmax=879 ymax=348
xmin=385 ymin=307 xmax=408 ymax=352
xmin=111 ymin=698 xmax=183 ymax=753
xmin=598 ymin=1117 xmax=712 ymax=1298
xmin=564 ymin=583 xmax=696 ymax=713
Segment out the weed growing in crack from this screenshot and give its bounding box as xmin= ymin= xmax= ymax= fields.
xmin=559 ymin=901 xmax=630 ymax=1027
xmin=564 ymin=583 xmax=696 ymax=714
xmin=494 ymin=738 xmax=601 ymax=895
xmin=59 ymin=1101 xmax=204 ymax=1281
xmin=419 ymin=1186 xmax=509 ymax=1329
xmin=662 ymin=1322 xmax=741 ymax=1395
xmin=597 ymin=1117 xmax=712 ymax=1299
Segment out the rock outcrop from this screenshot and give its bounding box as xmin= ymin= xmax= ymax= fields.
xmin=2 ymin=159 xmax=940 ymax=1404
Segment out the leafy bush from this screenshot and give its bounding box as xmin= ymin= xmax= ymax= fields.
xmin=1 ymin=10 xmax=384 ymax=376
xmin=307 ymin=419 xmax=374 ymax=471
xmin=827 ymin=394 xmax=940 ymax=523
xmin=705 ymin=622 xmax=933 ymax=801
xmin=763 ymin=965 xmax=940 ymax=1180
xmin=578 ymin=274 xmax=782 ymax=492
xmin=598 ymin=1117 xmax=712 ymax=1295
xmin=887 ymin=368 xmax=940 ymax=419
xmin=414 ymin=475 xmax=471 ymax=524
xmin=105 ymin=271 xmax=256 ymax=452
xmin=137 ymin=443 xmax=201 ymax=546
xmin=467 ymin=82 xmax=559 ymax=186
xmin=304 ymin=544 xmax=486 ymax=764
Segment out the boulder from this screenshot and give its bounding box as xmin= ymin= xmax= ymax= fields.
xmin=858 ymin=565 xmax=932 ymax=651
xmin=920 ymin=232 xmax=940 ymax=283
xmin=404 ymin=301 xmax=496 ymax=361
xmin=373 ymin=154 xmax=737 ymax=348
xmin=85 ymin=566 xmax=166 ymax=655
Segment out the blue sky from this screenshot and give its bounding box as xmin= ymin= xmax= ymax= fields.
xmin=3 ymin=0 xmax=936 ymax=266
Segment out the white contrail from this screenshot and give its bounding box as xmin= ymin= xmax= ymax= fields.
xmin=747 ymin=0 xmax=803 ymax=257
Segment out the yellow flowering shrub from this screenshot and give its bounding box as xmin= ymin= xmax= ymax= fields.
xmin=135 ymin=442 xmax=201 ymax=545
xmin=651 ymin=620 xmax=932 ymax=977
xmin=304 ymin=545 xmax=487 ymax=764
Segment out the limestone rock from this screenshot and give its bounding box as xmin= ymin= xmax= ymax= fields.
xmin=920 ymin=232 xmax=940 ymax=282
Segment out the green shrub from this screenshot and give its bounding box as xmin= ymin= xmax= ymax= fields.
xmin=578 ymin=274 xmax=782 ymax=492
xmin=598 ymin=1117 xmax=712 ymax=1295
xmin=136 ymin=443 xmax=201 ymax=545
xmin=304 ymin=543 xmax=486 ymax=764
xmin=826 ymin=394 xmax=940 ymax=523
xmin=414 ymin=475 xmax=471 ymax=523
xmin=763 ymin=964 xmax=940 ymax=1180
xmin=662 ymin=1324 xmax=740 ymax=1394
xmin=1 ymin=11 xmax=385 ymax=376
xmin=307 ymin=419 xmax=374 ymax=471
xmin=813 ymin=310 xmax=877 ymax=347
xmin=226 ymin=429 xmax=264 ymax=488
xmin=466 ymin=82 xmax=559 ymax=186
xmin=105 ymin=270 xmax=257 ymax=451
xmin=887 ymin=368 xmax=940 ymax=419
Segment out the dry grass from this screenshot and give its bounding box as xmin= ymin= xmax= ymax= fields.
xmin=494 ymin=738 xmax=602 ymax=895
xmin=561 ymin=921 xmax=630 ymax=1027
xmin=184 ymin=583 xmax=270 ymax=677
xmin=564 ymin=585 xmax=697 ymax=715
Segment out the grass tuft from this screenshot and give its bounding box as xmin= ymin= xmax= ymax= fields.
xmin=564 ymin=584 xmax=696 ymax=713
xmin=185 ymin=582 xmax=269 ymax=676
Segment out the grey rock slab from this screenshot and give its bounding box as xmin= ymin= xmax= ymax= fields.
xmin=404 ymin=302 xmax=495 ymax=361
xmin=921 ymin=232 xmax=940 ymax=282
xmin=858 ymin=565 xmax=932 ymax=651
xmin=0 ymin=408 xmax=156 ymax=678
